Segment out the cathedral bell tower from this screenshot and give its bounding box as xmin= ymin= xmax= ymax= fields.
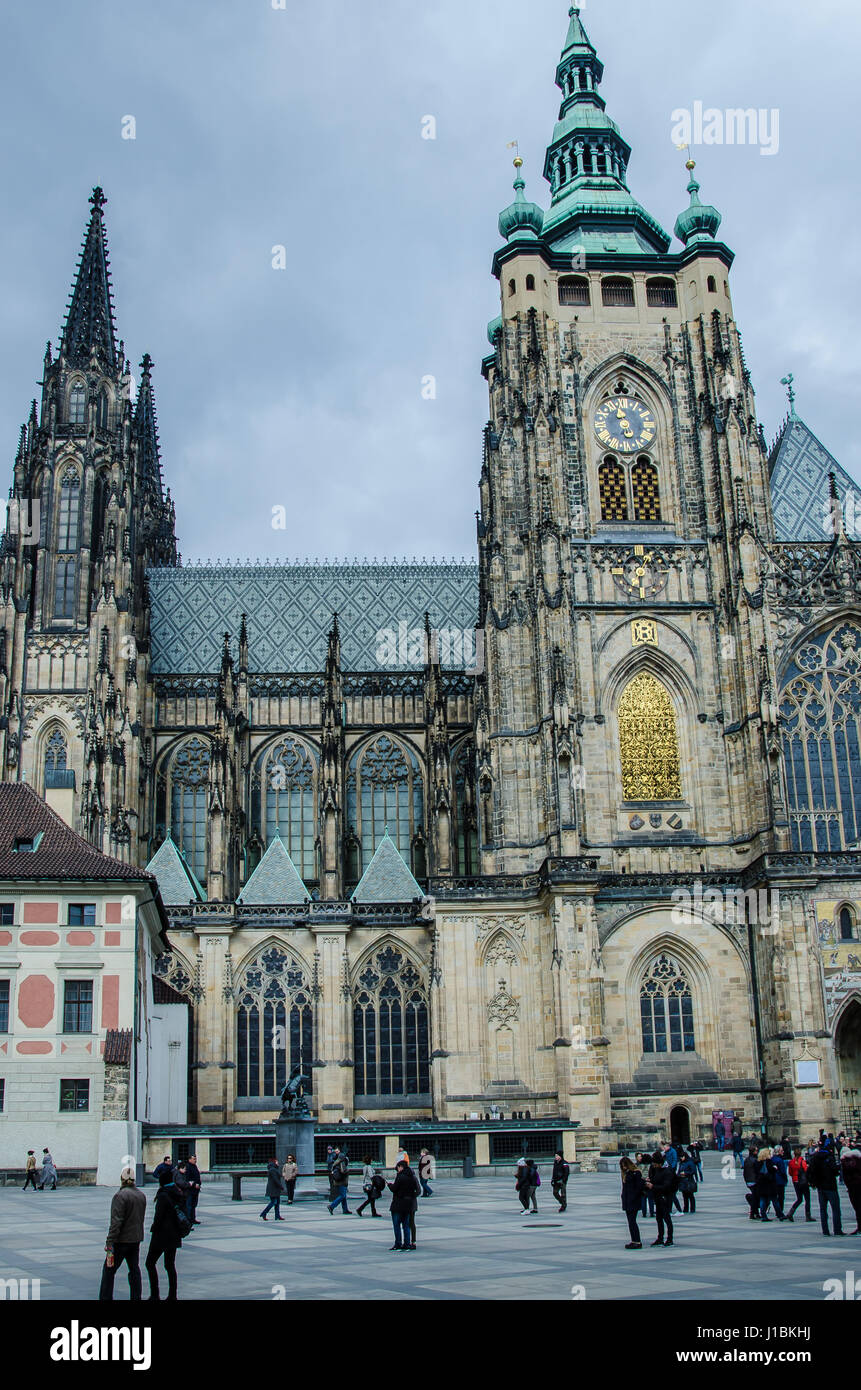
xmin=477 ymin=6 xmax=782 ymax=877
xmin=0 ymin=188 xmax=176 ymax=858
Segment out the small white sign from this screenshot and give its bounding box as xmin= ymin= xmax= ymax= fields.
xmin=795 ymin=1059 xmax=821 ymax=1087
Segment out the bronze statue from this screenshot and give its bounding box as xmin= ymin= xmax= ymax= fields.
xmin=279 ymin=1064 xmax=311 ymax=1118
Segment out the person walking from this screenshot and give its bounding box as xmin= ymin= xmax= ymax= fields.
xmin=22 ymin=1151 xmax=38 ymax=1191
xmin=713 ymin=1113 xmax=726 ymax=1152
xmin=786 ymin=1147 xmax=813 ymax=1223
xmin=678 ymin=1150 xmax=698 ymax=1214
xmin=772 ymin=1145 xmax=789 ymax=1220
xmin=282 ymin=1153 xmax=298 ymax=1205
xmin=808 ymin=1139 xmax=845 ymax=1236
xmin=153 ymin=1155 xmax=173 ymax=1184
xmin=743 ymin=1145 xmax=761 ymax=1219
xmin=551 ymin=1151 xmax=570 ymax=1212
xmin=636 ymin=1152 xmax=655 ymax=1218
xmin=325 ymin=1146 xmax=336 ymax=1202
xmin=38 ymin=1148 xmax=58 ymax=1190
xmin=418 ymin=1148 xmax=435 ymax=1198
xmin=327 ymin=1146 xmax=350 ymax=1215
xmin=839 ymin=1141 xmax=861 ymax=1235
xmin=145 ymin=1169 xmax=188 ymax=1300
xmin=356 ymin=1156 xmax=384 ymax=1217
xmin=662 ymin=1141 xmax=683 ymax=1213
xmin=186 ymin=1154 xmax=202 ymax=1225
xmin=731 ymin=1131 xmax=745 ymax=1170
xmin=260 ymin=1158 xmax=286 ymax=1221
xmin=620 ymin=1156 xmax=645 ymax=1249
xmin=173 ymin=1160 xmax=192 ymax=1219
xmin=99 ymin=1167 xmax=146 ymax=1301
xmin=517 ymin=1158 xmax=540 ymax=1214
xmin=387 ymin=1160 xmax=416 ymax=1251
xmin=646 ymin=1151 xmax=674 ymax=1247
xmin=755 ymin=1147 xmax=778 ymax=1222
xmin=690 ymin=1139 xmax=705 ymax=1183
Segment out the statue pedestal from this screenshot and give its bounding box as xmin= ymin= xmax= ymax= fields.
xmin=275 ymin=1114 xmax=322 ymax=1200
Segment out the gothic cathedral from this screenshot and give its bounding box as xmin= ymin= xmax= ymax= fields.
xmin=3 ymin=8 xmax=860 ymax=1157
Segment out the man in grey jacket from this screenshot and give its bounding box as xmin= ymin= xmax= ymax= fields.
xmin=99 ymin=1167 xmax=147 ymax=1301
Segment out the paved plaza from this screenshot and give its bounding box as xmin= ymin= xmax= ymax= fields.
xmin=1 ymin=1167 xmax=858 ymax=1301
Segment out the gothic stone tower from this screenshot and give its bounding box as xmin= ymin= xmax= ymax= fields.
xmin=429 ymin=7 xmax=839 ymax=1153
xmin=0 ymin=189 xmax=176 ymax=860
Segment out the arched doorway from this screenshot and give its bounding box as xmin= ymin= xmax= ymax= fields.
xmin=835 ymin=999 xmax=861 ymax=1130
xmin=670 ymin=1105 xmax=691 ymax=1147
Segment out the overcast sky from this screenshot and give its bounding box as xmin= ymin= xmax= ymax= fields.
xmin=1 ymin=0 xmax=858 ymax=564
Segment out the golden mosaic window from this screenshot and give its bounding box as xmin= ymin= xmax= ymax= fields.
xmin=632 ymin=457 xmax=662 ymax=521
xmin=599 ymin=457 xmax=629 ymax=521
xmin=618 ymin=671 xmax=682 ymax=801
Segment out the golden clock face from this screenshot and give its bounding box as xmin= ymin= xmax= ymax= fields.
xmin=594 ymin=396 xmax=657 ymax=455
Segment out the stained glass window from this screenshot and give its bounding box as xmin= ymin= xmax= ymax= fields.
xmin=618 ymin=672 xmax=682 ymax=801
xmin=236 ymin=947 xmax=313 ymax=1099
xmin=640 ymin=955 xmax=695 ymax=1055
xmin=780 ymin=625 xmax=861 ymax=851
xmin=346 ymin=735 xmax=424 ymax=877
xmin=353 ymin=947 xmax=430 ymax=1099
xmin=256 ymin=737 xmax=316 ymax=879
xmin=169 ymin=738 xmax=210 ymax=881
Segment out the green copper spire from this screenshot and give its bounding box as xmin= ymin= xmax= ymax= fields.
xmin=498 ymin=157 xmax=544 ymax=242
xmin=674 ymin=160 xmax=722 ymax=246
xmin=540 ymin=8 xmax=670 ymax=254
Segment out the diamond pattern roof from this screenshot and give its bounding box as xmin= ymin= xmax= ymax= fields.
xmin=770 ymin=417 xmax=859 ymax=541
xmin=237 ymin=834 xmax=310 ymax=905
xmin=351 ymin=833 xmax=423 ymax=904
xmin=147 ymin=561 xmax=478 ymax=674
xmin=145 ymin=837 xmax=206 ymax=905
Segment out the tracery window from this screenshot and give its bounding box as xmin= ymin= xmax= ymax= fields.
xmin=599 ymin=455 xmax=662 ymax=523
xmin=640 ymin=954 xmax=695 ymax=1054
xmin=780 ymin=625 xmax=861 ymax=851
xmin=346 ymin=735 xmax=424 ymax=878
xmin=57 ymin=472 xmax=80 ymax=550
xmin=251 ymin=736 xmax=317 ymax=880
xmin=454 ymin=740 xmax=478 ymax=874
xmin=68 ymin=381 xmax=86 ymax=426
xmin=236 ymin=946 xmax=313 ymax=1099
xmin=159 ymin=738 xmax=210 ymax=882
xmin=618 ymin=671 xmax=682 ymax=801
xmin=353 ymin=946 xmax=430 ymax=1098
xmin=44 ymin=728 xmax=70 ymax=789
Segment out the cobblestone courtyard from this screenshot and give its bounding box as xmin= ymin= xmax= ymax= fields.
xmin=1 ymin=1169 xmax=857 ymax=1301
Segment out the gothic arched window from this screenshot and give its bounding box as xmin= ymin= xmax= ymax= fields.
xmin=640 ymin=954 xmax=695 ymax=1054
xmin=353 ymin=946 xmax=430 ymax=1099
xmin=95 ymin=390 xmax=109 ymax=430
xmin=236 ymin=946 xmax=313 ymax=1099
xmin=68 ymin=381 xmax=86 ymax=426
xmin=57 ymin=472 xmax=80 ymax=551
xmin=346 ymin=735 xmax=424 ymax=877
xmin=164 ymin=738 xmax=210 ymax=882
xmin=53 ymin=557 xmax=76 ymax=620
xmin=44 ymin=728 xmax=69 ymax=789
xmin=840 ymin=906 xmax=856 ymax=942
xmin=618 ymin=671 xmax=682 ymax=801
xmin=252 ymin=737 xmax=317 ymax=881
xmin=780 ymin=625 xmax=861 ymax=851
xmin=632 ymin=457 xmax=662 ymax=522
xmin=599 ymin=457 xmax=629 ymax=521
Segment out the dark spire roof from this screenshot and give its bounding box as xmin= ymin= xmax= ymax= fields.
xmin=60 ymin=188 xmax=118 ymax=374
xmin=133 ymin=354 xmax=164 ymax=492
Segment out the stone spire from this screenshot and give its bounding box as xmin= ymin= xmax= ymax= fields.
xmin=132 ymin=354 xmax=164 ymax=493
xmin=59 ymin=188 xmax=118 ymax=374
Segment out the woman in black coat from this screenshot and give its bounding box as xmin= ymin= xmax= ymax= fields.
xmin=260 ymin=1159 xmax=286 ymax=1222
xmin=620 ymin=1157 xmax=645 ymax=1249
xmin=144 ymin=1172 xmax=186 ymax=1300
xmin=646 ymin=1152 xmax=675 ymax=1247
xmin=755 ymin=1148 xmax=779 ymax=1221
xmin=387 ymin=1161 xmax=417 ymax=1251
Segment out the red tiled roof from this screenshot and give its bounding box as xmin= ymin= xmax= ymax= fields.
xmin=0 ymin=783 xmax=156 ymax=883
xmin=104 ymin=1028 xmax=132 ymax=1064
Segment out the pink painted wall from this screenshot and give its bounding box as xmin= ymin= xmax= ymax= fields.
xmin=17 ymin=1040 xmax=52 ymax=1054
xmin=101 ymin=974 xmax=120 ymax=1030
xmin=104 ymin=932 xmax=122 ymax=946
xmin=22 ymin=902 xmax=58 ymax=925
xmin=0 ymin=931 xmax=11 ymax=946
xmin=20 ymin=931 xmax=59 ymax=946
xmin=66 ymin=931 xmax=95 ymax=946
xmin=17 ymin=975 xmax=54 ymax=1028
xmin=105 ymin=902 xmax=123 ymax=924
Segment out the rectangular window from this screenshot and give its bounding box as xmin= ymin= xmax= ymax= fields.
xmin=0 ymin=1078 xmax=4 ymax=1112
xmin=62 ymin=980 xmax=93 ymax=1034
xmin=53 ymin=558 xmax=77 ymax=620
xmin=0 ymin=904 xmax=13 ymax=925
xmin=59 ymin=1078 xmax=89 ymax=1112
xmin=0 ymin=982 xmax=9 ymax=1033
xmin=67 ymin=904 xmax=96 ymax=927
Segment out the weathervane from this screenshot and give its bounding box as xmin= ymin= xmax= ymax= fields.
xmin=780 ymin=373 xmax=797 ymax=418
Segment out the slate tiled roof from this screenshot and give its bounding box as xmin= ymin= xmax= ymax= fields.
xmin=0 ymin=783 xmax=155 ymax=882
xmin=145 ymin=837 xmax=206 ymax=906
xmin=147 ymin=560 xmax=478 ymax=674
xmin=237 ymin=833 xmax=310 ymax=905
xmin=769 ymin=416 xmax=860 ymax=541
xmin=351 ymin=832 xmax=423 ymax=904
